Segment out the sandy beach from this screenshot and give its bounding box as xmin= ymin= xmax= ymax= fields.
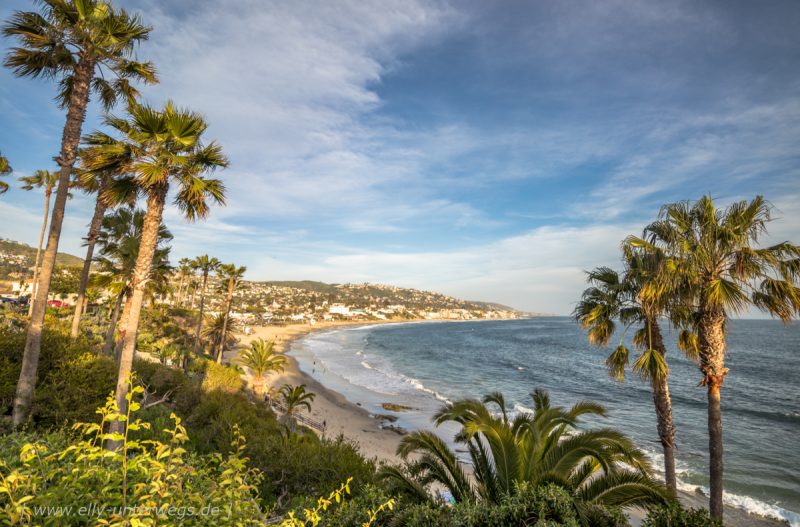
xmin=227 ymin=321 xmax=789 ymax=527
xmin=227 ymin=321 xmax=405 ymax=463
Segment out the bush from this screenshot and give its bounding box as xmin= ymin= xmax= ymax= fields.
xmin=0 ymin=392 xmax=391 ymax=527
xmin=199 ymin=359 xmax=244 ymax=394
xmin=0 ymin=326 xmax=111 ymax=425
xmin=642 ymin=503 xmax=721 ymax=527
xmin=0 ymin=323 xmax=378 ymax=516
xmin=381 ymin=483 xmax=593 ymax=527
xmin=0 ymin=390 xmax=266 ymax=526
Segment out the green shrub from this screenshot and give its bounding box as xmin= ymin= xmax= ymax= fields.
xmin=199 ymin=359 xmax=244 ymax=394
xmin=0 ymin=391 xmax=391 ymax=527
xmin=0 ymin=390 xmax=267 ymax=526
xmin=33 ymin=351 xmax=117 ymax=426
xmin=359 ymin=483 xmax=626 ymax=527
xmin=642 ymin=503 xmax=721 ymax=527
xmin=0 ymin=326 xmax=109 ymax=425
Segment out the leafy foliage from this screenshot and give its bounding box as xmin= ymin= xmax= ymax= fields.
xmin=380 ymin=388 xmax=666 ymax=523
xmin=642 ymin=503 xmax=722 ymax=527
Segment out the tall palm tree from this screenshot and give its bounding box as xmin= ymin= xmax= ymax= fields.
xmin=630 ymin=195 xmax=800 ymax=519
xmin=574 ymin=248 xmax=690 ymax=496
xmin=191 ymin=254 xmax=221 ymax=355
xmin=92 ymin=208 xmax=172 ymax=355
xmin=81 ymin=101 xmax=227 ymax=440
xmin=0 ymin=150 xmax=11 ymax=194
xmin=278 ymin=384 xmax=316 ymax=418
xmin=188 ymin=277 xmax=199 ymax=309
xmin=238 ymin=339 xmax=287 ymax=395
xmin=216 ymin=263 xmax=247 ymax=363
xmin=380 ymin=390 xmax=666 ymax=522
xmin=175 ymin=257 xmax=192 ymax=306
xmin=18 ymin=170 xmax=60 ymax=316
xmin=4 ymin=0 xmax=156 ymax=427
xmin=69 ymin=145 xmax=140 ymax=337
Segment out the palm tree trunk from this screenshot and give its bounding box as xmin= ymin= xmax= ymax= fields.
xmin=27 ymin=189 xmax=51 ymax=317
xmin=698 ymin=305 xmax=728 ymax=520
xmin=176 ymin=273 xmax=185 ymax=306
xmin=194 ymin=272 xmax=209 ymax=355
xmin=70 ymin=187 xmax=108 ymax=337
xmin=114 ymin=294 xmax=133 ymax=363
xmin=648 ymin=320 xmax=677 ymax=497
xmin=217 ymin=278 xmax=234 ymax=363
xmin=103 ymin=292 xmax=124 ymax=355
xmin=12 ymin=55 xmax=96 ymax=427
xmin=110 ymin=186 xmax=167 ymax=445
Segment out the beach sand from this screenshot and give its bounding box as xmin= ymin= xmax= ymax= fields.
xmin=227 ymin=321 xmax=404 ymax=463
xmin=227 ymin=321 xmax=789 ymax=527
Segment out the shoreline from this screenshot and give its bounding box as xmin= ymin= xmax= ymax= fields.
xmin=229 ymin=320 xmax=790 ymax=527
xmin=229 ymin=319 xmax=411 ymax=462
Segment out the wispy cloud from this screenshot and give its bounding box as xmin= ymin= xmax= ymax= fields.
xmin=1 ymin=0 xmax=798 ymax=313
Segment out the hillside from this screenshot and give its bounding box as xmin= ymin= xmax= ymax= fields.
xmin=221 ymin=279 xmax=526 ymax=321
xmin=0 ymin=238 xmax=83 ymax=280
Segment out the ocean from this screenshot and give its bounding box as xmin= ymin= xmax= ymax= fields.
xmin=291 ymin=317 xmax=800 ymax=525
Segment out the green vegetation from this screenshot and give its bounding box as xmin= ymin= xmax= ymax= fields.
xmin=380 ymin=389 xmax=666 ymax=519
xmin=4 ymin=0 xmax=157 ymax=427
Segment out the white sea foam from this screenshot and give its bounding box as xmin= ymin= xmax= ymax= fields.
xmin=360 ymin=361 xmax=374 ymax=370
xmin=512 ymin=403 xmax=536 ymax=416
xmin=644 ymin=449 xmax=799 ymax=526
xmin=672 ymin=481 xmax=800 ymax=526
xmin=401 ymin=375 xmax=453 ymax=404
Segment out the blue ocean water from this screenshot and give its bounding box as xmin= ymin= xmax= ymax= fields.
xmin=292 ymin=318 xmax=800 ymax=525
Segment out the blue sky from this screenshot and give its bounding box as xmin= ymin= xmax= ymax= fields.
xmin=1 ymin=0 xmax=799 ymax=314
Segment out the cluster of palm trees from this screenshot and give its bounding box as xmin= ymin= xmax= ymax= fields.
xmin=237 ymin=338 xmax=316 ymax=430
xmin=575 ymin=195 xmax=800 ymax=520
xmin=168 ymin=254 xmax=247 ymax=363
xmin=1 ymin=1 xmax=229 ymax=435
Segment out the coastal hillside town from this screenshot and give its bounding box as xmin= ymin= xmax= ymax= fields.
xmin=0 ymin=238 xmax=526 ymax=323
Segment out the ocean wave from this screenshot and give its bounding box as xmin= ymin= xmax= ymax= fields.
xmin=401 ymin=375 xmax=453 ymax=404
xmin=674 ymin=481 xmax=799 ymax=527
xmin=512 ymin=403 xmax=535 ymax=416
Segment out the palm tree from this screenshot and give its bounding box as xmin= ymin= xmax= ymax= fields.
xmin=18 ymin=170 xmax=60 ymax=316
xmin=0 ymin=150 xmax=11 ymax=194
xmin=174 ymin=257 xmax=192 ymax=306
xmin=201 ymin=313 xmax=239 ymax=358
xmin=92 ymin=208 xmax=172 ymax=355
xmin=188 ymin=277 xmax=200 ymax=309
xmin=4 ymin=0 xmax=156 ymax=427
xmin=81 ymin=101 xmax=227 ymax=441
xmin=381 ymin=390 xmax=666 ymax=519
xmin=278 ymin=384 xmax=316 ymax=418
xmin=630 ymin=195 xmax=800 ymax=519
xmin=191 ymin=254 xmax=221 ymax=355
xmin=238 ymin=339 xmax=287 ymax=395
xmin=574 ymin=248 xmax=690 ymax=497
xmin=216 ymin=263 xmax=247 ymax=363
xmin=69 ymin=145 xmax=139 ymax=337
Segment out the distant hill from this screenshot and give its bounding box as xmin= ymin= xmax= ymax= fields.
xmin=0 ymin=238 xmax=83 ymax=280
xmin=245 ymin=280 xmax=524 ymax=315
xmin=262 ymin=280 xmax=341 ymax=295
